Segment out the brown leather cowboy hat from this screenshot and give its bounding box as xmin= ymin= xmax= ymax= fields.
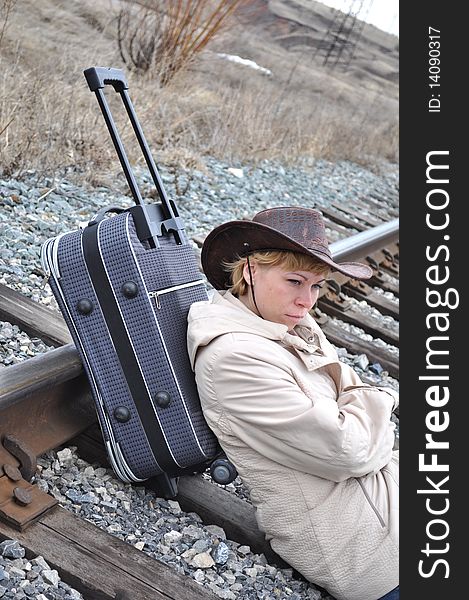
xmin=201 ymin=206 xmax=373 ymax=289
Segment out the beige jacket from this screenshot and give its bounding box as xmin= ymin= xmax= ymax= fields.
xmin=187 ymin=291 xmax=399 ymax=600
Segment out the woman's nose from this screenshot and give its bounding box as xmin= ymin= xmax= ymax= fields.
xmin=296 ymin=288 xmax=316 ymax=308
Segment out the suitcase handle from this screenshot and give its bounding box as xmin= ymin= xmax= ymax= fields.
xmin=84 ymin=66 xmax=128 ymax=93
xmin=88 ymin=205 xmax=126 ymax=226
xmin=83 ymin=66 xmax=184 ymax=247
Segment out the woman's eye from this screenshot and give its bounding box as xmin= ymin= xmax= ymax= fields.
xmin=313 ymin=283 xmax=324 ymax=290
xmin=288 ymin=279 xmax=301 ymax=285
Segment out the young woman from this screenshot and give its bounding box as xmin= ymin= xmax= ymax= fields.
xmin=187 ymin=207 xmax=399 ymax=600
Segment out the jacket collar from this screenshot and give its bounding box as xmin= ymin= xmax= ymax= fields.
xmin=218 ymin=291 xmax=338 ymax=371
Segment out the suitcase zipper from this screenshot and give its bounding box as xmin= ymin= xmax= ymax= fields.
xmin=149 ymin=280 xmax=206 ymax=309
xmin=39 ymin=243 xmax=51 ymax=288
xmin=41 ymin=233 xmax=67 ymax=281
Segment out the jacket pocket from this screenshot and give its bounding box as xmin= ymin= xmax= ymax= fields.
xmin=356 ymin=478 xmax=386 ymax=527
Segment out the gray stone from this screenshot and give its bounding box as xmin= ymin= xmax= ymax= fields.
xmin=205 ymin=525 xmax=226 ymax=540
xmin=42 ymin=569 xmax=59 ymax=586
xmin=190 ymin=552 xmax=215 ymax=569
xmin=213 ymin=542 xmax=230 ymax=565
xmin=0 ymin=541 xmax=25 ymax=560
xmin=191 ymin=539 xmax=211 ymax=554
xmin=163 ymin=530 xmax=183 ymax=545
xmin=31 ymin=557 xmax=50 ymax=571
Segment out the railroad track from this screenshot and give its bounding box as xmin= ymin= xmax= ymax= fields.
xmin=0 ymin=210 xmax=399 ymax=600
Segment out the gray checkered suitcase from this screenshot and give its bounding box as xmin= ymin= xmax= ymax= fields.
xmin=41 ymin=67 xmax=236 ymax=497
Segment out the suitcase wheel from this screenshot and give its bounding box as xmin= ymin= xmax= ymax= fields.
xmin=210 ymin=457 xmax=238 ymax=485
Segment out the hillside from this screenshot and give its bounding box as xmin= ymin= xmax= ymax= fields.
xmin=0 ymin=0 xmax=398 ymax=180
xmin=222 ymin=0 xmax=398 ymax=92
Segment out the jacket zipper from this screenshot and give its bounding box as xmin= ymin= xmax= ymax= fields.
xmin=356 ymin=478 xmax=386 ymax=527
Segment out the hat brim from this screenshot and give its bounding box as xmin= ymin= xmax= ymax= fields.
xmin=201 ymin=220 xmax=373 ymax=290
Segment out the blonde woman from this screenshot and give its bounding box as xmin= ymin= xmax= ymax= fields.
xmin=187 ymin=207 xmax=399 ymax=600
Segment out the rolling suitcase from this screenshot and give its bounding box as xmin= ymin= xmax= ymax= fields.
xmin=41 ymin=67 xmax=236 ymax=497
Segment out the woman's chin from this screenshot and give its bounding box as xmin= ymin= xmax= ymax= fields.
xmin=284 ymin=315 xmax=302 ymax=328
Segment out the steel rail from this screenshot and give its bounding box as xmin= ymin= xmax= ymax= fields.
xmin=331 ymin=217 xmax=399 ymax=263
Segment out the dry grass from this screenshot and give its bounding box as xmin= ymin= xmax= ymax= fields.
xmin=0 ymin=55 xmax=108 ymax=179
xmin=0 ymin=0 xmax=17 ymax=48
xmin=0 ymin=0 xmax=398 ymax=184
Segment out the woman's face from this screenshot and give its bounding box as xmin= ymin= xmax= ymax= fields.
xmin=242 ymin=260 xmax=327 ymax=329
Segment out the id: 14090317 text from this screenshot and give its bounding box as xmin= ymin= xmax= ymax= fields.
xmin=428 ymin=27 xmax=441 ymax=113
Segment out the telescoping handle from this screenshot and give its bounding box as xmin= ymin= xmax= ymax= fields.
xmin=83 ymin=66 xmax=185 ymax=246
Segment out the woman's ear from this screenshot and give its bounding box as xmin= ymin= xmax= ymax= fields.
xmin=242 ymin=258 xmax=256 ymax=286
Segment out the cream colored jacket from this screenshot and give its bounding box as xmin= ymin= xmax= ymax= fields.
xmin=187 ymin=291 xmax=399 ymax=600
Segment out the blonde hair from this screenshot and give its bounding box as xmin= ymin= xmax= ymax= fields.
xmin=224 ymin=250 xmax=330 ymax=296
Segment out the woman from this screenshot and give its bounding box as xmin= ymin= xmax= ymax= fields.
xmin=187 ymin=207 xmax=399 ymax=600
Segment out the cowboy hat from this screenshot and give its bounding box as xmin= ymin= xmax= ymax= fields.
xmin=201 ymin=206 xmax=373 ymax=289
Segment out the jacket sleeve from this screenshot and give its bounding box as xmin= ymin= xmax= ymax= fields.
xmin=200 ymin=339 xmax=396 ymax=482
xmin=338 ymin=360 xmax=399 ymax=411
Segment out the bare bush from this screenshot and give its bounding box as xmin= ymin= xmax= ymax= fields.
xmin=117 ymin=0 xmax=250 ymax=85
